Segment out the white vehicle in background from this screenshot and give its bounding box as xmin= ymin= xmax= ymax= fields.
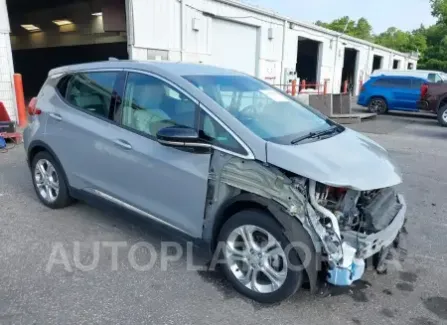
xmin=370 ymin=69 xmax=447 ymax=83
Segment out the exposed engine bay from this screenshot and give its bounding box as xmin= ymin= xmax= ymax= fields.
xmin=292 ymin=177 xmax=407 ymax=285
xmin=205 ymin=155 xmax=408 ymax=288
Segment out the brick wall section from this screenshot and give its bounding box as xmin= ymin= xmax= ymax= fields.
xmin=0 ymin=32 xmax=16 ymax=122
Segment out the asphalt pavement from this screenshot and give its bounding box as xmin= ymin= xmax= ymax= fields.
xmin=1 ymin=113 xmax=447 ymax=325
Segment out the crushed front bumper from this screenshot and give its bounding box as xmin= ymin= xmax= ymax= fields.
xmin=342 ymin=194 xmax=407 ymax=259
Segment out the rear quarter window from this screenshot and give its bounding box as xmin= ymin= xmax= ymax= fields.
xmin=56 ymin=72 xmax=119 ymax=118
xmin=372 ymin=77 xmax=411 ymax=88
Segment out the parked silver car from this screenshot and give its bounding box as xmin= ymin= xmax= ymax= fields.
xmin=24 ymin=60 xmax=407 ymax=303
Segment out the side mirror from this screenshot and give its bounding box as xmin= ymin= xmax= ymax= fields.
xmin=156 ymin=125 xmax=210 ymax=148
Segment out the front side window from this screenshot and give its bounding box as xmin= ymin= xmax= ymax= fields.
xmin=428 ymin=73 xmax=443 ymax=83
xmin=199 ymin=110 xmax=247 ymax=155
xmin=119 ymin=73 xmax=197 ymax=137
xmin=63 ymin=72 xmax=118 ymax=118
xmin=183 ymin=75 xmax=333 ymax=144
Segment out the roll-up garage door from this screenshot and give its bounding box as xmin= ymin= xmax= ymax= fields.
xmin=211 ymin=18 xmax=258 ymax=76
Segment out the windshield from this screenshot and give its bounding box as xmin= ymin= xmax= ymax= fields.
xmin=183 ymin=75 xmax=333 ymax=144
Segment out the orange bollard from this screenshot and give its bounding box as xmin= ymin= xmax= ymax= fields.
xmin=323 ymin=80 xmax=328 ymax=95
xmin=300 ymin=79 xmax=306 ymax=93
xmin=14 ymin=74 xmax=27 ymax=128
xmin=291 ymin=79 xmax=297 ymax=96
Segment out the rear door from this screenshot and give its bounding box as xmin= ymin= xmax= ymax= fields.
xmin=389 ymin=77 xmax=414 ymax=110
xmin=44 ymin=70 xmax=124 ymax=191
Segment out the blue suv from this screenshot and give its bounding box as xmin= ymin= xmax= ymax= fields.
xmin=357 ymin=75 xmax=427 ymax=113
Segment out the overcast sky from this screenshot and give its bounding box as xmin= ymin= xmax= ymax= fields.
xmin=247 ymin=0 xmax=436 ymax=33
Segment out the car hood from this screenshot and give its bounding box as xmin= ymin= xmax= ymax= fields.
xmin=266 ymin=128 xmax=402 ymax=191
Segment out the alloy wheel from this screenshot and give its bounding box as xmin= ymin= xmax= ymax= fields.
xmin=224 ymin=225 xmax=288 ymax=293
xmin=442 ymin=110 xmax=447 ymax=123
xmin=34 ymin=159 xmax=60 ymax=203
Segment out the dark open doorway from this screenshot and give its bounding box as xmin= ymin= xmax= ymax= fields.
xmin=13 ymin=43 xmax=128 ymax=98
xmin=7 ymin=0 xmax=128 ymax=100
xmin=393 ymin=59 xmax=400 ymax=69
xmin=296 ymin=37 xmax=321 ymax=87
xmin=341 ymin=48 xmax=358 ymax=94
xmin=372 ymin=55 xmax=383 ymax=72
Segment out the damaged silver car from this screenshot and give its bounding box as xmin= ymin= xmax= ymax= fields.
xmin=23 ymin=60 xmax=407 ymax=303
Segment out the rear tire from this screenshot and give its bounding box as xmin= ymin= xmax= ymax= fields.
xmin=437 ymin=104 xmax=447 ymax=127
xmin=31 ymin=151 xmax=74 ymax=209
xmin=368 ymin=97 xmax=388 ymax=114
xmin=217 ymin=210 xmax=303 ymax=303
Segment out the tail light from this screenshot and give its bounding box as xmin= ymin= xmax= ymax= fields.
xmin=421 ymin=83 xmax=428 ymax=99
xmin=28 ymin=97 xmax=41 ymax=115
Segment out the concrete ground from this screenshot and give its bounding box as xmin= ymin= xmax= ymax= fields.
xmin=1 ymin=113 xmax=447 ymax=325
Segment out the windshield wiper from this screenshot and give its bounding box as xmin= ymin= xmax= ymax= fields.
xmin=291 ymin=125 xmax=341 ymax=144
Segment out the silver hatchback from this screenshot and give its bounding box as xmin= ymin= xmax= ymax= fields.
xmin=24 ymin=60 xmax=407 ymax=303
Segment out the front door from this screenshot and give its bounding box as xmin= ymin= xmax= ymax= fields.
xmin=107 ymin=72 xmax=211 ymax=238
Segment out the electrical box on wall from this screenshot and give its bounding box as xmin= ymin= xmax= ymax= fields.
xmin=192 ymin=18 xmax=200 ymax=31
xmin=268 ymin=27 xmax=274 ymax=40
xmin=283 ymin=68 xmax=297 ymax=85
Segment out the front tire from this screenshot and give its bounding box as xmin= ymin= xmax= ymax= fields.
xmin=217 ymin=210 xmax=303 ymax=303
xmin=31 ymin=151 xmax=73 ymax=209
xmin=368 ymin=97 xmax=388 ymax=114
xmin=437 ymin=104 xmax=447 ymax=127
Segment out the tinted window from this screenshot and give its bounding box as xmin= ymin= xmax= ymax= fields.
xmin=119 ymin=73 xmax=197 ymax=137
xmin=411 ymin=78 xmax=425 ymax=89
xmin=199 ymin=110 xmax=247 ymax=155
xmin=61 ymin=72 xmax=118 ymax=118
xmin=391 ymin=78 xmax=411 ymax=88
xmin=373 ymin=77 xmax=411 ymax=88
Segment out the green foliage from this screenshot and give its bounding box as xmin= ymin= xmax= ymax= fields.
xmin=316 ymin=16 xmax=373 ymax=41
xmin=315 ymin=0 xmax=447 ymax=71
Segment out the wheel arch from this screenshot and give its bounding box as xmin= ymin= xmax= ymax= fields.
xmin=437 ymin=95 xmax=447 ymax=111
xmin=27 ymin=140 xmax=71 ymax=188
xmin=210 ymin=192 xmax=321 ymax=294
xmin=369 ymin=95 xmax=388 ymax=105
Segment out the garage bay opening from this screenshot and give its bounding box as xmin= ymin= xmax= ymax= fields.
xmin=372 ymin=55 xmax=383 ymax=72
xmin=296 ymin=36 xmax=322 ymax=90
xmin=340 ymin=47 xmax=358 ymax=94
xmin=7 ymin=0 xmax=128 ymax=101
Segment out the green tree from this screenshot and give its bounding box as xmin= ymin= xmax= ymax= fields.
xmin=431 ymin=0 xmax=447 ymax=24
xmin=374 ymin=27 xmax=426 ymax=53
xmin=315 ymin=16 xmax=373 ymax=41
xmin=316 ymin=3 xmax=447 ymax=72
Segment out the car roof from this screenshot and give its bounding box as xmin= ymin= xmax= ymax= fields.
xmin=370 ymin=75 xmax=425 ymax=80
xmin=49 ymin=60 xmax=246 ymax=77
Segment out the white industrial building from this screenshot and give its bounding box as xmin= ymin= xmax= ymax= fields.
xmin=0 ymin=0 xmax=419 ymax=123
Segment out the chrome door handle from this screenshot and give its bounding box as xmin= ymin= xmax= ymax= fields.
xmin=49 ymin=113 xmax=62 ymax=121
xmin=113 ymin=139 xmax=132 ymax=150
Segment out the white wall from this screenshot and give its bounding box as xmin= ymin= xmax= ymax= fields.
xmin=0 ymin=33 xmax=17 ymax=122
xmin=0 ymin=0 xmax=16 ymax=122
xmin=0 ymin=0 xmax=9 ymax=33
xmin=128 ymin=0 xmax=419 ymax=96
xmin=130 ymin=0 xmax=285 ymax=84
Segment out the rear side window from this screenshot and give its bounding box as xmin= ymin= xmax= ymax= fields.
xmin=57 ymin=72 xmax=119 ymax=118
xmin=372 ymin=77 xmax=411 ymax=88
xmin=410 ymin=78 xmax=425 ymax=89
